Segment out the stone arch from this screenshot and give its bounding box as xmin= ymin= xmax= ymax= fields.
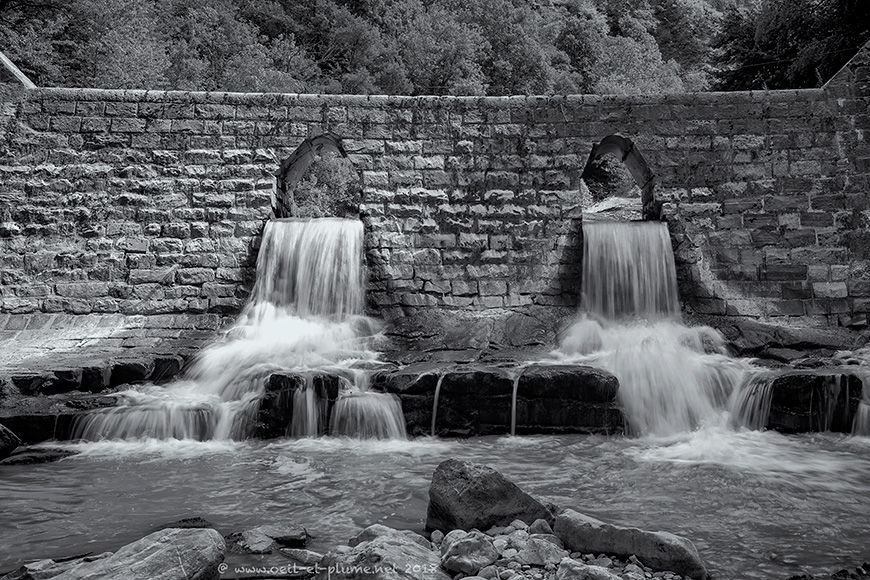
xmin=581 ymin=134 xmax=660 ymax=220
xmin=273 ymin=133 xmax=361 ymax=218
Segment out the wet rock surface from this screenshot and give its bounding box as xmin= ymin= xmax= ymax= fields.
xmin=427 ymin=459 xmax=555 ymax=533
xmin=226 ymin=524 xmax=309 ymax=554
xmin=766 ymin=371 xmax=864 ymax=433
xmin=786 ymin=563 xmax=870 ymax=579
xmin=0 ymin=446 xmax=78 ymax=465
xmin=256 ymin=372 xmax=342 ymax=438
xmin=514 ymin=365 xmax=622 ymax=435
xmin=0 ymin=422 xmax=20 ymax=459
xmin=373 ymin=363 xmax=624 ymax=437
xmin=0 ymin=391 xmax=119 ymax=443
xmin=707 ymin=317 xmax=865 ymax=357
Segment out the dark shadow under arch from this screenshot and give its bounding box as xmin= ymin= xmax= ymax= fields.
xmin=581 ymin=135 xmax=661 ymax=220
xmin=274 ymin=133 xmax=349 ymax=218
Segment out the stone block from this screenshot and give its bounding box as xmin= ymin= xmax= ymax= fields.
xmin=55 ymin=282 xmax=109 ymax=298
xmin=110 ymin=118 xmax=146 ymax=133
xmin=177 ymin=268 xmax=216 ymax=285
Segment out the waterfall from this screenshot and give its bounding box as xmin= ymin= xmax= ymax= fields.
xmin=853 ymin=383 xmax=870 ymax=436
xmin=558 ymin=221 xmax=754 ymax=436
xmin=249 ymin=218 xmax=364 ymax=317
xmin=289 ymin=379 xmax=326 ymax=438
xmin=581 ymin=222 xmax=680 ymax=321
xmin=430 ymin=373 xmax=445 ymax=437
xmin=73 ymin=218 xmax=404 ymax=442
xmin=730 ymin=372 xmax=776 ymax=430
xmin=330 ymin=392 xmax=407 ymax=439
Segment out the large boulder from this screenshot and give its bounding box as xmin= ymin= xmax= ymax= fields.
xmin=554 ymin=510 xmax=706 ymax=580
xmin=315 ymin=524 xmax=449 ymax=580
xmin=0 ymin=422 xmax=21 ymax=459
xmin=426 ymin=459 xmax=554 ymax=533
xmin=0 ymin=528 xmax=225 ymax=580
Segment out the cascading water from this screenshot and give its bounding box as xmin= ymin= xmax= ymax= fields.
xmin=581 ymin=221 xmax=680 ymax=321
xmin=74 ymin=218 xmax=405 ymax=441
xmin=853 ymin=385 xmax=870 ymax=436
xmin=556 ymin=221 xmax=765 ymax=436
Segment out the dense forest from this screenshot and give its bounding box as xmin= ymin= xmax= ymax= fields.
xmin=1 ymin=0 xmax=868 ymax=95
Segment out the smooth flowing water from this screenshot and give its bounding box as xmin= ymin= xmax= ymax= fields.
xmin=1 ymin=434 xmax=868 ymax=579
xmin=72 ymin=218 xmax=401 ymax=441
xmin=854 ymin=386 xmax=870 ymax=436
xmin=580 ymin=221 xmax=680 ymax=321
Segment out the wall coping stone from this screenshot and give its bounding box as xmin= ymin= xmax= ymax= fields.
xmin=23 ymin=86 xmax=827 ymax=107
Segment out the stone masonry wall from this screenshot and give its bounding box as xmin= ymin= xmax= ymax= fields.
xmin=0 ymin=43 xmax=868 ymax=350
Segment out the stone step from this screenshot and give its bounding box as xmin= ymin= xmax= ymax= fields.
xmin=372 ymin=363 xmax=624 ymax=437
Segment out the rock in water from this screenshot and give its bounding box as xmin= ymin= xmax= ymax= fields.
xmin=556 ymin=557 xmax=621 ymax=580
xmin=426 ymin=459 xmax=554 ymax=532
xmin=0 ymin=447 xmax=78 ymax=466
xmin=554 ymin=509 xmax=706 ymax=580
xmin=1 ymin=528 xmax=225 ymax=580
xmin=226 ymin=524 xmax=308 ymax=553
xmin=0 ymin=423 xmax=21 ymax=460
xmin=316 ymin=524 xmax=449 ymax=580
xmin=440 ymin=531 xmax=498 ymax=574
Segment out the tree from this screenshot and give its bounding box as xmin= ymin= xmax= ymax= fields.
xmin=373 ymin=0 xmax=488 ymax=95
xmin=714 ymin=0 xmax=870 ymax=90
xmin=69 ymin=0 xmax=170 ymax=89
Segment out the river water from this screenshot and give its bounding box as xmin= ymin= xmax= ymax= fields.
xmin=1 ymin=430 xmax=868 ymax=578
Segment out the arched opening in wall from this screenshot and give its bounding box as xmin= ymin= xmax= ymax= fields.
xmin=580 ymin=135 xmax=660 ymax=221
xmin=274 ymin=133 xmax=362 ymax=218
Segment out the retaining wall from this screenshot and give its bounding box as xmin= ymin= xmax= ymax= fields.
xmin=0 ymin=43 xmax=868 ymax=351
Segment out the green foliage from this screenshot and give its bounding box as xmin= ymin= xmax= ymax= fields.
xmin=291 ymin=152 xmax=362 ymax=219
xmin=713 ymin=0 xmax=870 ymax=90
xmin=0 ymin=0 xmax=864 ymax=94
xmin=583 ymin=153 xmax=640 ymax=203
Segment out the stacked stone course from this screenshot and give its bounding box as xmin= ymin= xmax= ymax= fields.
xmin=0 ymin=42 xmax=868 ymax=342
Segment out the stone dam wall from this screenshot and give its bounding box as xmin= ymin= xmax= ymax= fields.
xmin=0 ymin=43 xmax=868 ymax=353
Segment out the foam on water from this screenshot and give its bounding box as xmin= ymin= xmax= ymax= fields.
xmin=50 ymin=438 xmax=244 ymax=461
xmin=629 ymin=426 xmax=870 ymax=492
xmin=556 ymin=316 xmax=754 ymax=436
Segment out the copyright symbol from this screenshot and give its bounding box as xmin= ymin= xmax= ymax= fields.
xmin=218 ymin=563 xmax=228 ymax=574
